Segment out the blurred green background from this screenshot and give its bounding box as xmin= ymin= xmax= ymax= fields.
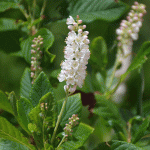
xmin=0 ymin=0 xmax=150 ymax=107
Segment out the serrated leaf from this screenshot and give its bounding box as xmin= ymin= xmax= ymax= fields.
xmin=0 ymin=18 xmax=19 ymax=31
xmin=20 ymin=68 xmax=32 ymax=100
xmin=0 ymin=90 xmax=13 ymax=115
xmin=0 ymin=2 xmax=19 ymax=12
xmin=90 ymin=36 xmax=108 ymax=72
xmin=121 ymin=41 xmax=150 ymax=82
xmin=21 ymin=28 xmax=55 ymax=64
xmin=61 ymin=123 xmax=94 ymax=150
xmin=68 ymin=0 xmax=129 ymax=22
xmin=57 ymin=93 xmax=82 ymax=127
xmin=30 ymin=71 xmax=54 ymax=107
xmin=0 ymin=117 xmax=36 ymax=150
xmin=109 ymin=140 xmax=144 ymax=150
xmin=17 ymin=97 xmax=33 ymax=134
xmin=93 ymin=94 xmax=122 ymax=121
xmin=0 ymin=139 xmax=29 ymax=150
xmin=132 ymin=118 xmax=150 ymax=144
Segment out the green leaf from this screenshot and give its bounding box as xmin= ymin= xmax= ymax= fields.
xmin=17 ymin=97 xmax=33 ymax=134
xmin=95 ymin=72 xmax=106 ymax=93
xmin=78 ymin=73 xmax=94 ymax=93
xmin=40 ymin=92 xmax=55 ymax=128
xmin=10 ymin=50 xmax=24 ymax=57
xmin=53 ymin=82 xmax=66 ymax=101
xmin=28 ymin=123 xmax=38 ymax=133
xmin=20 ymin=68 xmax=32 ymax=100
xmin=30 ymin=71 xmax=54 ymax=107
xmin=0 ymin=2 xmax=19 ymax=12
xmin=20 ymin=37 xmax=32 ymax=65
xmin=121 ymin=41 xmax=150 ymax=82
xmin=61 ymin=123 xmax=94 ymax=150
xmin=21 ymin=28 xmax=55 ymax=64
xmin=0 ymin=90 xmax=13 ymax=115
xmin=7 ymin=91 xmax=18 ymax=116
xmin=0 ymin=139 xmax=29 ymax=150
xmin=28 ymin=105 xmax=42 ymax=133
xmin=68 ymin=0 xmax=129 ymax=22
xmin=0 ymin=18 xmax=19 ymax=31
xmin=93 ymin=142 xmax=111 ymax=150
xmin=90 ymin=36 xmax=108 ymax=72
xmin=36 ymin=28 xmax=55 ymax=63
xmin=0 ymin=117 xmax=36 ymax=150
xmin=132 ymin=118 xmax=150 ymax=144
xmin=143 ymin=100 xmax=150 ymax=117
xmin=93 ymin=94 xmax=122 ymax=121
xmin=109 ymin=140 xmax=144 ymax=150
xmin=57 ymin=93 xmax=82 ymax=127
xmin=93 ymin=94 xmax=126 ymax=137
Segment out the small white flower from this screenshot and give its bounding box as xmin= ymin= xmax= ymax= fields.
xmin=133 ymin=27 xmax=139 ymax=33
xmin=136 ymin=21 xmax=142 ymax=27
xmin=67 ymin=16 xmax=75 ymax=25
xmin=131 ymin=33 xmax=138 ymax=40
xmin=116 ymin=29 xmax=123 ymax=35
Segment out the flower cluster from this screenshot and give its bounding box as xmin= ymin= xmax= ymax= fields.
xmin=40 ymin=102 xmax=48 ymax=111
xmin=116 ymin=1 xmax=146 ymax=53
xmin=63 ymin=114 xmax=79 ymax=137
xmin=58 ymin=15 xmax=90 ymax=93
xmin=31 ymin=35 xmax=43 ymax=84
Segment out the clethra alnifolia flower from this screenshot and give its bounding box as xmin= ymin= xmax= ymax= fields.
xmin=63 ymin=114 xmax=79 ymax=137
xmin=116 ymin=1 xmax=146 ymax=54
xmin=58 ymin=15 xmax=90 ymax=93
xmin=31 ymin=35 xmax=43 ymax=84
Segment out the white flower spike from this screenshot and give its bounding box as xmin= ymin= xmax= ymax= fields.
xmin=116 ymin=1 xmax=146 ymax=53
xmin=58 ymin=15 xmax=90 ymax=94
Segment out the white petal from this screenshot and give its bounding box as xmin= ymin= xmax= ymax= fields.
xmin=66 ymin=16 xmax=75 ymax=25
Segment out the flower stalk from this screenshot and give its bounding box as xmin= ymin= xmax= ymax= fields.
xmin=52 ymin=15 xmax=90 ymax=145
xmin=51 ymin=93 xmax=68 ymax=144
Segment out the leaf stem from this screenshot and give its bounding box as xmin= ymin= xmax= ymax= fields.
xmin=18 ymin=4 xmax=29 ymax=19
xmin=137 ymin=68 xmax=144 ymax=116
xmin=127 ymin=122 xmax=131 ymax=143
xmin=40 ymin=0 xmax=47 ymax=16
xmin=43 ymin=118 xmax=46 ymax=150
xmin=51 ymin=93 xmax=69 ymax=144
xmin=57 ymin=136 xmax=66 ymax=149
xmin=33 ymin=0 xmax=36 ymax=20
xmin=107 ymin=49 xmax=121 ymax=90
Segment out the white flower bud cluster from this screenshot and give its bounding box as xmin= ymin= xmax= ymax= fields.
xmin=116 ymin=1 xmax=146 ymax=53
xmin=58 ymin=15 xmax=90 ymax=93
xmin=63 ymin=114 xmax=79 ymax=137
xmin=31 ymin=35 xmax=43 ymax=84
